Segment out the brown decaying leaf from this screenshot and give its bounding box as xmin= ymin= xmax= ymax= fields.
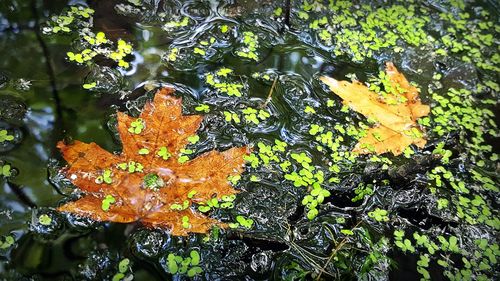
xmin=320 ymin=62 xmax=430 ymax=156
xmin=57 ymin=87 xmax=249 ymax=236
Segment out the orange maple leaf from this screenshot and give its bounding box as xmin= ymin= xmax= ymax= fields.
xmin=57 ymin=87 xmax=249 ymax=236
xmin=320 ymin=62 xmax=430 ymax=156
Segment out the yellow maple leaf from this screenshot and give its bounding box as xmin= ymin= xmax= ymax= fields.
xmin=321 ymin=62 xmax=430 ymax=156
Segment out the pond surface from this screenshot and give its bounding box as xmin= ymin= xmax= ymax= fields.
xmin=0 ymin=0 xmax=498 ymax=280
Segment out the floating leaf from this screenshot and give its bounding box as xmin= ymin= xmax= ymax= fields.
xmin=321 ymin=62 xmax=430 ymax=155
xmin=56 ymin=87 xmax=249 ymax=235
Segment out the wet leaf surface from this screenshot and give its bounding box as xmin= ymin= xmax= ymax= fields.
xmin=57 ymin=87 xmax=249 ymax=236
xmin=321 ymin=62 xmax=430 ymax=156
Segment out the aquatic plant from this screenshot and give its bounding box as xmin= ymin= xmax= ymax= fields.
xmin=0 ymin=129 xmax=14 ymax=143
xmin=205 ymin=68 xmax=246 ymax=97
xmin=166 ymin=250 xmax=203 ymax=277
xmin=44 ymin=5 xmax=134 ymax=91
xmin=236 ymin=31 xmax=259 ymax=61
xmin=1 ymin=0 xmax=498 ymax=280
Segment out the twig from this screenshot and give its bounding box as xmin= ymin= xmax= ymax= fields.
xmin=30 ymin=0 xmax=63 ymax=121
xmin=260 ymin=77 xmax=279 ymax=109
xmin=7 ymin=181 xmax=37 ymax=208
xmin=31 ymin=0 xmax=66 ymax=160
xmin=315 ymin=220 xmax=363 ymax=280
xmin=288 ymin=241 xmax=331 ymax=275
xmin=284 ymin=0 xmax=291 ymax=27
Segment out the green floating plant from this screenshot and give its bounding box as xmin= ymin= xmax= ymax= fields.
xmin=101 ymin=195 xmax=116 ymax=212
xmin=44 ymin=6 xmax=94 ymax=34
xmin=256 ymin=142 xmax=279 ymax=166
xmin=112 ymin=258 xmax=132 ymax=281
xmin=367 ymin=208 xmax=389 ymax=222
xmin=302 ymin=182 xmax=331 ymax=220
xmin=304 ymin=106 xmax=316 ymax=114
xmin=178 ymin=148 xmax=193 ymax=164
xmin=223 ymin=111 xmax=241 ymax=123
xmin=38 ymin=214 xmax=52 ymax=226
xmin=244 ymin=153 xmax=260 ymax=168
xmin=228 ymin=215 xmax=254 ymax=229
xmin=117 ymin=161 xmax=144 ymax=173
xmin=47 ymin=5 xmax=135 ymax=72
xmin=193 ymin=47 xmax=206 ymax=56
xmin=163 ymin=16 xmax=190 ymax=31
xmin=170 ymin=199 xmax=189 ymax=211
xmin=1 ymin=162 xmax=13 ymax=178
xmin=304 ymin=2 xmax=430 ymax=62
xmin=227 ymin=174 xmax=241 ymax=185
xmin=205 ymin=68 xmax=245 ymax=97
xmin=197 ymin=194 xmax=236 ymax=213
xmin=429 ymin=87 xmax=496 ymax=165
xmin=187 ymin=135 xmax=200 ymax=144
xmin=157 ymin=147 xmax=172 ymax=160
xmin=0 ymin=235 xmax=15 ymax=250
xmin=195 ymin=104 xmax=210 ymax=113
xmin=82 ymin=82 xmax=96 ymax=89
xmin=352 ymin=182 xmax=374 ymax=202
xmin=165 ymin=47 xmax=179 ymax=62
xmin=236 ymin=31 xmax=259 ymax=61
xmin=66 ymin=31 xmax=134 ymax=70
xmin=242 ymin=107 xmax=270 ymax=125
xmin=182 ymin=216 xmax=190 ymax=229
xmin=94 ymin=169 xmax=113 ymax=185
xmin=142 ymin=173 xmax=165 ymax=190
xmin=273 ymin=7 xmax=283 ymax=17
xmin=251 ymin=72 xmax=273 ymax=81
xmin=128 ymin=118 xmax=144 ymax=134
xmin=220 ymin=24 xmax=229 ymax=33
xmin=417 ymin=254 xmax=431 ymax=280
xmin=167 ymin=250 xmax=203 ymax=277
xmin=0 ymin=129 xmax=14 ymax=142
xmin=393 ymin=225 xmax=500 ymax=280
xmin=394 ymin=229 xmax=415 ymax=253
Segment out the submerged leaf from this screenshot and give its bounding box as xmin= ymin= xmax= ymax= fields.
xmin=321 ymin=62 xmax=430 ymax=155
xmin=57 ymin=87 xmax=249 ymax=235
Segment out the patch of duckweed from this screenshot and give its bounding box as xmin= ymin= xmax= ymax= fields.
xmin=294 ymin=0 xmax=499 ymax=73
xmin=436 ymin=3 xmax=499 ymax=72
xmin=229 ymin=215 xmax=254 ymax=229
xmin=44 ymin=5 xmax=135 ymax=91
xmin=235 ymin=31 xmax=259 ymax=61
xmin=241 ymin=107 xmax=270 ymax=125
xmin=162 ymin=16 xmax=190 ymax=31
xmin=196 ymin=194 xmax=236 ymax=213
xmin=43 ymin=6 xmax=94 ymax=34
xmin=194 ymin=103 xmax=210 ymax=113
xmin=204 ymin=68 xmax=246 ymax=97
xmin=0 ymin=129 xmax=14 ymax=143
xmin=298 ymin=1 xmax=430 ymax=62
xmin=0 ymin=160 xmax=17 ymax=179
xmin=394 ymin=229 xmax=500 ymax=280
xmin=424 ymin=85 xmax=497 ymax=164
xmin=111 ymin=258 xmax=133 ymax=281
xmin=0 ymin=125 xmax=22 ymax=152
xmin=66 ymin=31 xmax=134 ymax=70
xmin=0 ymin=234 xmax=15 ymax=252
xmin=165 ymin=250 xmax=203 ymax=277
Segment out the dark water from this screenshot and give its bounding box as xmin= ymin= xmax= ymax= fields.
xmin=0 ymin=0 xmax=498 ymax=280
